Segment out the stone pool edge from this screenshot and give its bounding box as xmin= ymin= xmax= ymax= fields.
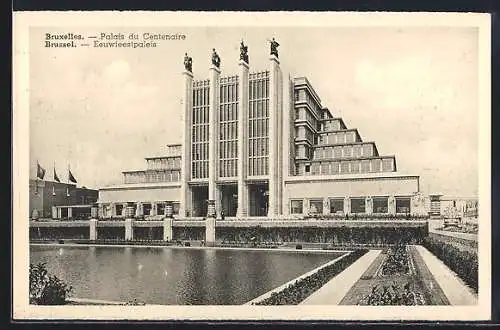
xmin=29 ymin=242 xmax=347 ymax=254
xmin=244 ymin=251 xmax=353 ymax=305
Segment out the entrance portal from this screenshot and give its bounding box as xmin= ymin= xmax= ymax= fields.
xmin=191 ymin=185 xmax=208 ymax=217
xmin=248 ymin=183 xmax=269 ymax=216
xmin=219 ymin=184 xmax=238 ymax=217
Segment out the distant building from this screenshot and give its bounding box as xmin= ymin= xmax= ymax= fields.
xmin=98 ymin=44 xmax=429 ymax=220
xmin=29 ymin=179 xmax=98 ymax=220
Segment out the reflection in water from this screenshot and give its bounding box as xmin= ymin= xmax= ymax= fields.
xmin=30 ymin=246 xmax=342 ymax=305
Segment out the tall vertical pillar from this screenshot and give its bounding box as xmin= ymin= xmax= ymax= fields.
xmin=365 ymin=197 xmax=373 ymax=215
xmin=267 ymin=54 xmax=283 ymax=217
xmin=125 ymin=218 xmax=133 ymax=240
xmin=208 ymin=64 xmax=221 ymax=218
xmin=51 ymin=206 xmax=57 ymax=219
xmin=89 ymin=219 xmax=97 ymax=240
xmin=236 ymin=59 xmax=249 ymax=219
xmin=388 ymin=196 xmax=396 ymax=215
xmin=67 ymin=207 xmax=73 ymax=219
xmin=98 ymin=204 xmax=104 ymax=219
xmin=205 ymin=217 xmax=216 ymax=246
xmin=344 ymin=197 xmax=351 ymax=216
xmin=179 ymin=69 xmax=194 ymax=218
xmin=163 ymin=218 xmax=173 ymax=241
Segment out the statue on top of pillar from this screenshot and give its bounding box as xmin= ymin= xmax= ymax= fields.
xmin=240 ymin=40 xmax=249 ymax=64
xmin=211 ymin=48 xmax=221 ymax=68
xmin=183 ymin=53 xmax=192 ymax=73
xmin=268 ymin=37 xmax=279 ymax=58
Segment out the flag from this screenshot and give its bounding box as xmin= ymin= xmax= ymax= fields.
xmin=53 ymin=168 xmax=60 ymax=182
xmin=68 ymin=169 xmax=77 ymax=183
xmin=36 ymin=163 xmax=46 ymax=180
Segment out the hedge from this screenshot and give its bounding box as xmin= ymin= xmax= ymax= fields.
xmin=422 ymin=236 xmax=478 ymax=293
xmin=253 ymin=249 xmax=368 ymax=305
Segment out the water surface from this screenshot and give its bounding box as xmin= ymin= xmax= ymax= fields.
xmin=30 ymin=245 xmax=343 ymax=305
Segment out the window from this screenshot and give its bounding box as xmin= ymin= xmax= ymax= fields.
xmin=340 ymin=162 xmax=349 ymax=173
xmin=305 ymin=164 xmax=311 ymax=173
xmin=115 ymin=204 xmax=123 ymax=216
xmin=396 ymin=198 xmax=411 ymax=214
xmin=290 ymin=200 xmax=303 ymax=214
xmin=309 ymin=200 xmax=323 ymax=214
xmin=172 ymin=203 xmax=180 ymax=215
xmin=330 ymin=198 xmax=344 ymax=214
xmin=157 ymin=203 xmax=165 ymax=215
xmin=351 ymin=198 xmax=366 ymax=213
xmin=373 ymin=197 xmax=388 ymax=213
xmin=143 ymin=203 xmax=152 ymax=216
xmin=382 ymin=158 xmax=394 ymax=172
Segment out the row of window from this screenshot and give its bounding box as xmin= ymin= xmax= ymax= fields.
xmin=220 ymin=82 xmax=238 ymax=104
xmin=192 ymin=160 xmax=209 ymax=179
xmin=323 ymin=119 xmax=344 ymax=131
xmin=103 ymin=202 xmax=181 ymax=217
xmin=192 ymin=86 xmax=210 ymax=107
xmin=123 ymin=170 xmax=180 ymax=184
xmin=146 ymin=157 xmax=181 ymax=170
xmin=312 ymin=144 xmax=374 ymax=160
xmin=192 ymin=124 xmax=209 ymax=143
xmin=192 ymin=106 xmax=209 ymax=126
xmin=249 ymin=118 xmax=269 ymax=139
xmin=290 ymin=197 xmax=411 ymax=215
xmin=296 ymin=158 xmax=395 ymax=175
xmin=219 ymin=103 xmax=238 ymax=122
xmin=219 ymin=159 xmax=237 ymax=177
xmin=249 ymin=77 xmax=269 ymax=100
xmin=294 ymin=88 xmax=322 ymax=119
xmin=295 ymin=108 xmax=320 ymax=133
xmin=249 ymin=137 xmax=269 ymax=157
xmin=191 ymin=142 xmax=209 ymax=161
xmin=317 ymin=131 xmax=357 ymax=145
xmin=219 ymin=121 xmax=238 ymax=141
xmin=249 ymin=99 xmax=270 ymax=119
xmin=248 ymin=156 xmax=269 ymax=176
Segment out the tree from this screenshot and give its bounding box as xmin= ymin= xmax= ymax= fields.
xmin=29 ymin=262 xmax=73 ymax=305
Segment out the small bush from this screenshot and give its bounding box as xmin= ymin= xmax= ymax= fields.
xmin=29 ymin=263 xmax=73 ymax=305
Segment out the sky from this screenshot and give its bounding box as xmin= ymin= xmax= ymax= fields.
xmin=29 ymin=26 xmax=479 ymax=196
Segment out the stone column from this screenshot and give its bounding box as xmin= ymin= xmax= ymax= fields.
xmin=165 ymin=202 xmax=174 ymax=218
xmin=215 ymin=185 xmax=223 ymax=218
xmin=122 ymin=203 xmax=127 ymax=218
xmin=208 ymin=64 xmax=221 ymax=217
xmin=151 ymin=202 xmax=157 ymax=217
xmin=98 ymin=204 xmax=104 ymax=219
xmin=323 ymin=198 xmax=330 ymax=216
xmin=179 ymin=69 xmax=194 ymax=218
xmin=163 ymin=218 xmax=173 ymax=241
xmin=267 ymin=54 xmax=283 ymax=217
xmin=236 ymin=59 xmax=249 ymax=219
xmin=90 ymin=205 xmax=98 ymax=219
xmin=205 ymin=217 xmax=216 ymax=246
xmin=57 ymin=208 xmax=62 ymax=219
xmin=89 ymin=218 xmax=98 ymax=240
xmin=51 ymin=206 xmax=57 ymax=219
xmin=365 ymin=197 xmax=373 ymax=215
xmin=111 ymin=203 xmax=116 ymax=217
xmin=388 ymin=196 xmax=396 ymax=215
xmin=343 ymin=197 xmax=351 ymax=216
xmin=67 ymin=207 xmax=73 ymax=219
xmin=135 ymin=202 xmax=143 ymax=217
xmin=125 ymin=218 xmax=133 ymax=240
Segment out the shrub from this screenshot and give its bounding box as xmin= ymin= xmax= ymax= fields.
xmin=422 ymin=237 xmax=478 ymax=293
xmin=254 ymin=249 xmax=368 ymax=305
xmin=29 ymin=263 xmax=73 ymax=305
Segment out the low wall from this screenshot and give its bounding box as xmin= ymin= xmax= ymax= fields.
xmin=30 ymin=219 xmax=428 ymax=245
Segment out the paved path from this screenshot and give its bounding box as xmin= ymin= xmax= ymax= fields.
xmin=414 ymin=245 xmax=477 ymax=305
xmin=300 ymin=250 xmax=381 ymax=305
